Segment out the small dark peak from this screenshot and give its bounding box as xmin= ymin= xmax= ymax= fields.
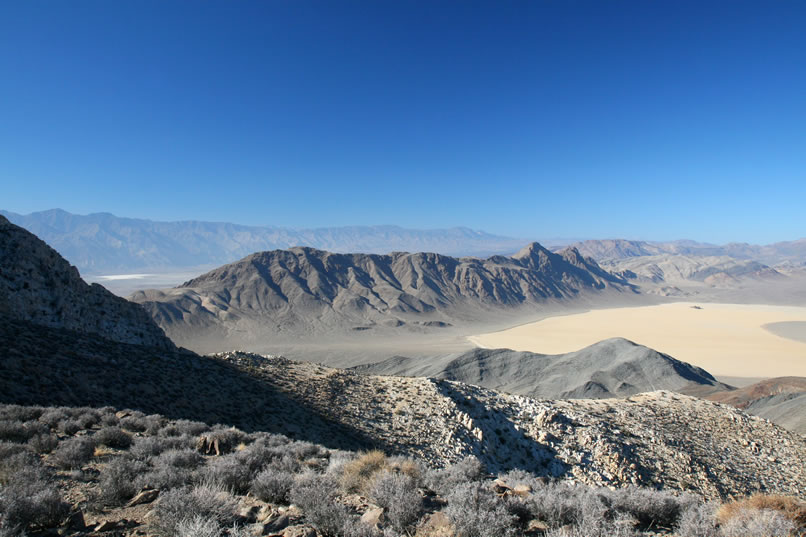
xmin=0 ymin=214 xmax=9 ymax=224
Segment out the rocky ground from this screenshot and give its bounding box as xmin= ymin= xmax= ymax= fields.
xmin=2 ymin=403 xmax=804 ymax=537
xmin=214 ymin=351 xmax=805 ymax=500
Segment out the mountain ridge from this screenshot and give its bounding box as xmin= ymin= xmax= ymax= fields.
xmin=0 ymin=213 xmax=803 ymax=501
xmin=566 ymin=238 xmax=806 ymax=266
xmin=129 ymin=243 xmax=636 ymax=352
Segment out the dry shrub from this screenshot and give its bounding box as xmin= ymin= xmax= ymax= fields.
xmin=341 ymin=450 xmax=388 ymax=494
xmin=718 ymin=494 xmax=806 ymax=529
xmin=388 ymin=455 xmax=423 ymax=483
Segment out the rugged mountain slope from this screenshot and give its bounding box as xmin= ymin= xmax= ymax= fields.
xmin=707 ymin=377 xmax=806 ymax=434
xmin=130 ymin=243 xmax=635 ymax=350
xmin=0 ymin=215 xmax=172 ymax=349
xmin=352 ymin=338 xmax=730 ymax=399
xmin=1 ymin=209 xmax=529 ymax=273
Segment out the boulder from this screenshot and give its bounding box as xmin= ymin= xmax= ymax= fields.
xmin=360 ymin=506 xmax=384 ymax=527
xmin=126 ymin=489 xmax=159 ymax=507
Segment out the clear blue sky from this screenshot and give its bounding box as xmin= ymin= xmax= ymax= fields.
xmin=1 ymin=1 xmax=804 ymax=243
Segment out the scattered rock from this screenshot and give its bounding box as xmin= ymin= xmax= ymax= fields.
xmin=360 ymin=507 xmax=384 ymax=527
xmin=94 ymin=520 xmax=118 ymax=532
xmin=263 ymin=514 xmax=292 ymax=533
xmin=281 ymin=525 xmax=317 ymax=537
xmin=126 ymin=489 xmax=159 ymax=507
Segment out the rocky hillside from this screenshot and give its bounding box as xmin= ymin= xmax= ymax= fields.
xmin=203 ymin=354 xmax=806 ymax=500
xmin=352 ymin=338 xmax=730 ymax=399
xmin=1 ymin=314 xmax=803 ymax=500
xmin=129 ymin=243 xmax=635 ymax=349
xmin=5 ymin=405 xmax=803 ymax=537
xmin=0 ymin=215 xmax=172 ymax=349
xmin=707 ymin=377 xmax=806 ymax=434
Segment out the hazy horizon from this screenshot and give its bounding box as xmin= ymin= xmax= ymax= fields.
xmin=3 ymin=207 xmax=805 ymax=247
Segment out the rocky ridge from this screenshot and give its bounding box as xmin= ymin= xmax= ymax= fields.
xmin=566 ymin=238 xmax=806 ymax=266
xmin=212 ymin=351 xmax=804 ymax=500
xmin=0 ymin=215 xmax=172 ymax=349
xmin=604 ymin=255 xmax=783 ymax=288
xmin=129 ymin=242 xmax=635 ymax=350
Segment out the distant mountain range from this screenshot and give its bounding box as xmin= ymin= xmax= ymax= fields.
xmin=0 ymin=209 xmax=535 ymax=273
xmin=4 ymin=209 xmax=804 ymax=280
xmin=557 ymin=238 xmax=806 ymax=295
xmin=129 ymin=243 xmax=635 ymax=352
xmin=565 ymin=238 xmax=806 ymax=266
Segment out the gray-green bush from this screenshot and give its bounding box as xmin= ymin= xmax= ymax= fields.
xmin=50 ymin=436 xmax=96 ymax=469
xmin=289 ymin=473 xmax=351 ymax=537
xmin=150 ymin=482 xmax=238 ymax=537
xmin=95 ymin=426 xmax=133 ymax=449
xmin=445 ymin=482 xmax=517 ymax=537
xmin=250 ymin=468 xmax=295 ymax=504
xmin=369 ymin=470 xmax=422 ymax=533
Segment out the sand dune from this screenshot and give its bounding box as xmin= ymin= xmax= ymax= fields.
xmin=469 ymin=302 xmax=806 ymax=380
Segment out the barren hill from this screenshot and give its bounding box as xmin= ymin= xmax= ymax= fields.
xmin=0 ymin=215 xmax=172 ymax=349
xmin=352 ymin=337 xmax=730 ymax=399
xmin=130 ymin=243 xmax=635 ymax=352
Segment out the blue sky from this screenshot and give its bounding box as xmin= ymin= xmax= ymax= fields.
xmin=1 ymin=1 xmax=804 ymax=244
